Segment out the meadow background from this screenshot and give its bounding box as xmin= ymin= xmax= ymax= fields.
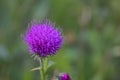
xmin=0 ymin=0 xmax=120 ymax=80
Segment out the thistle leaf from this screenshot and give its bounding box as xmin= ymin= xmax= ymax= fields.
xmin=48 ymin=60 xmax=55 ymax=68
xmin=30 ymin=67 xmax=41 ymax=71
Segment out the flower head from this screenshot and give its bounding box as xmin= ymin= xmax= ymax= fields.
xmin=24 ymin=19 xmax=63 ymax=57
xmin=59 ymin=73 xmax=71 ymax=80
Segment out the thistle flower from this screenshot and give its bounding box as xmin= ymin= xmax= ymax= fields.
xmin=24 ymin=19 xmax=63 ymax=57
xmin=59 ymin=73 xmax=71 ymax=80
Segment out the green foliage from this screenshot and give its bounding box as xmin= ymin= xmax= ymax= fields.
xmin=0 ymin=0 xmax=120 ymax=80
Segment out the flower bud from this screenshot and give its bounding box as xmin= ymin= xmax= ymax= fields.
xmin=58 ymin=73 xmax=71 ymax=80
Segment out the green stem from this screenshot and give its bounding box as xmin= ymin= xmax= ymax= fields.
xmin=39 ymin=57 xmax=48 ymax=80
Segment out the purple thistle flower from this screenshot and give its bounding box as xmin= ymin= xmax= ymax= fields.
xmin=59 ymin=73 xmax=71 ymax=80
xmin=24 ymin=19 xmax=63 ymax=57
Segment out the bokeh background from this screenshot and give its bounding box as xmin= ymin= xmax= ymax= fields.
xmin=1 ymin=0 xmax=120 ymax=80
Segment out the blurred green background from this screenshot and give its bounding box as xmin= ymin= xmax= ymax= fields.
xmin=1 ymin=0 xmax=120 ymax=80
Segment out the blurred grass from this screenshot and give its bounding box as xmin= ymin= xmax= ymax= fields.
xmin=0 ymin=0 xmax=120 ymax=80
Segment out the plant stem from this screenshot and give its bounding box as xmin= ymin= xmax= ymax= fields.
xmin=39 ymin=57 xmax=48 ymax=80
